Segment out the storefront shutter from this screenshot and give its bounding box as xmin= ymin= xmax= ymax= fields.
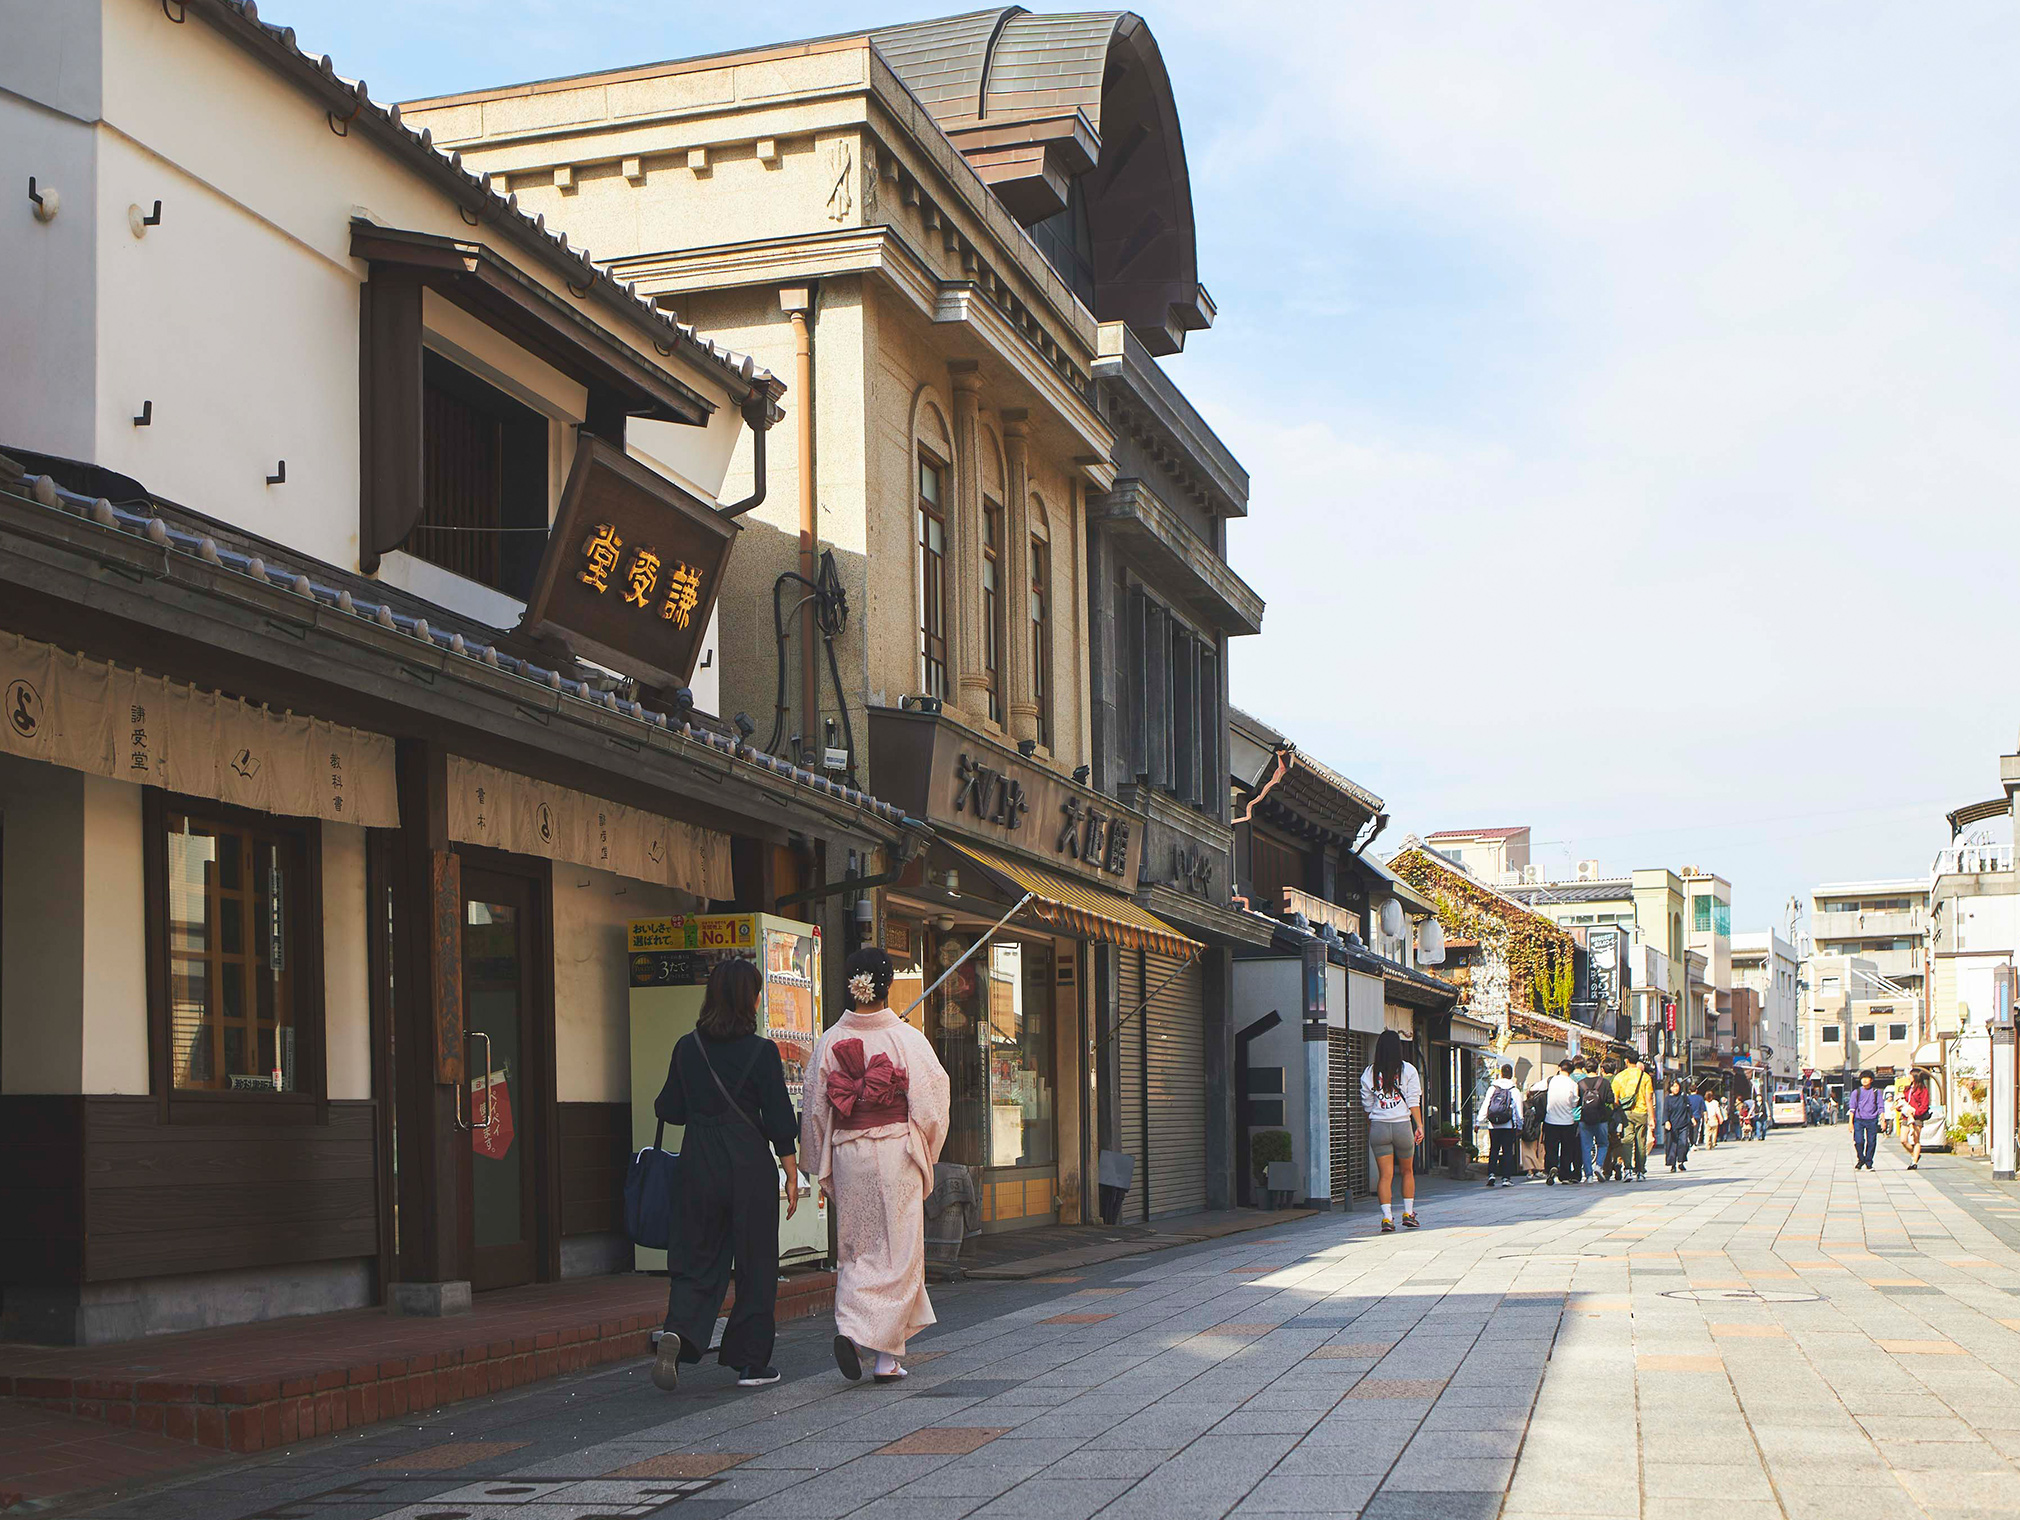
xmin=1332 ymin=1031 xmax=1370 ymax=1199
xmin=1116 ymin=946 xmax=1148 ymax=1221
xmin=1144 ymin=949 xmax=1207 ymax=1217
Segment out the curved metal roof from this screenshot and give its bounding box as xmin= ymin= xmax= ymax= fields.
xmin=870 ymin=8 xmax=1206 ymax=354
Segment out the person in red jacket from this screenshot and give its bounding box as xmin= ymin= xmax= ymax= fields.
xmin=1901 ymin=1068 xmax=1933 ymax=1170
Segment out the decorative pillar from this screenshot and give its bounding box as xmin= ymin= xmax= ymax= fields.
xmin=948 ymin=363 xmax=990 ymax=720
xmin=1000 ymin=409 xmax=1038 ymax=743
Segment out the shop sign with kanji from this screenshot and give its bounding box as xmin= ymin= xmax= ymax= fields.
xmin=517 ymin=435 xmax=737 ymax=690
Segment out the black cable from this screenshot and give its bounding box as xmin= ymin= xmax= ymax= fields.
xmin=763 ymin=551 xmax=858 ymax=788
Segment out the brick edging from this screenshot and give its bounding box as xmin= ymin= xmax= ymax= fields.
xmin=1 ymin=1273 xmax=835 ymax=1453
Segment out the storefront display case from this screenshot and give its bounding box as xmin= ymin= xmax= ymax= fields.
xmin=626 ymin=912 xmax=827 ymax=1270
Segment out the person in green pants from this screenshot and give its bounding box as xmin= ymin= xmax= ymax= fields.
xmin=1610 ymin=1051 xmax=1656 ymax=1181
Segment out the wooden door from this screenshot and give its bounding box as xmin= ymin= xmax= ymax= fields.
xmin=461 ymin=867 xmax=540 ymax=1291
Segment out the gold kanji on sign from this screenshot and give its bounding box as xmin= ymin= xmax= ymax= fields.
xmin=660 ymin=562 xmax=704 ymax=628
xmin=578 ymin=523 xmax=623 ymax=593
xmin=623 ymin=547 xmax=662 ymax=609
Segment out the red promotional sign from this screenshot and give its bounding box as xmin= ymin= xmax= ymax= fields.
xmin=1664 ymin=1001 xmax=1677 ymax=1033
xmin=471 ymin=1070 xmax=515 ymax=1161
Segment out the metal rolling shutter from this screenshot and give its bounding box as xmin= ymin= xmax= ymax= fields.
xmin=1144 ymin=949 xmax=1207 ymax=1217
xmin=1116 ymin=947 xmax=1149 ymax=1222
xmin=1345 ymin=1033 xmax=1370 ymax=1196
xmin=1328 ymin=1028 xmax=1351 ymax=1205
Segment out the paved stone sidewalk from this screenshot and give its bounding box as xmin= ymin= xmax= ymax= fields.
xmin=64 ymin=1125 xmax=2020 ymax=1520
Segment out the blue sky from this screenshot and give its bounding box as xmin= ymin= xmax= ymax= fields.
xmin=279 ymin=0 xmax=2020 ymax=928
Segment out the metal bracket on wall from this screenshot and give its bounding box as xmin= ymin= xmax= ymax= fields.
xmin=266 ymin=460 xmax=286 ymax=485
xmin=133 ymin=400 xmax=152 ymax=426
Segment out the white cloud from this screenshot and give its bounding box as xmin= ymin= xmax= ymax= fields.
xmin=1151 ymin=1 xmax=2020 ymax=919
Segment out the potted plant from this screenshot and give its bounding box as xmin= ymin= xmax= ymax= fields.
xmin=1435 ymin=1122 xmax=1462 ymax=1150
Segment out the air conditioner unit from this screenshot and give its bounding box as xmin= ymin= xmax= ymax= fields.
xmin=1577 ymin=859 xmax=1601 ymax=881
xmin=1523 ymin=864 xmax=1542 ymax=884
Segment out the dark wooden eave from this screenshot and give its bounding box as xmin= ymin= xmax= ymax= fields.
xmin=0 ymin=477 xmax=919 ymax=855
xmin=350 ymin=221 xmax=714 ymax=427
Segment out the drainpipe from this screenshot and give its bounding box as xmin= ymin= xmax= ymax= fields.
xmin=780 ymin=285 xmax=819 ymax=762
xmin=717 ymin=395 xmax=771 ymax=519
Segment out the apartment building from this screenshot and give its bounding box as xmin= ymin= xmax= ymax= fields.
xmin=1804 ymin=952 xmax=1919 ymax=1102
xmin=1731 ymin=931 xmax=1800 ymax=1082
xmin=1810 ymin=878 xmax=1928 ymax=998
xmin=1422 ymin=827 xmax=1530 ymax=884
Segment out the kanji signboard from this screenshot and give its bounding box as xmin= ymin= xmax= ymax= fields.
xmin=518 ymin=435 xmax=736 ymax=690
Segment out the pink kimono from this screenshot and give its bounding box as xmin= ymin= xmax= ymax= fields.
xmin=800 ymin=1007 xmax=950 ymax=1357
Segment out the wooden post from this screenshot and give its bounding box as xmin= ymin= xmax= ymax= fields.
xmin=390 ymin=739 xmax=471 ymax=1313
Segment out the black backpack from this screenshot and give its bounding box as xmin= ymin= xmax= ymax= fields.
xmin=1521 ymin=1088 xmax=1547 ymax=1142
xmin=1579 ymin=1074 xmax=1614 ymax=1124
xmin=1486 ymin=1084 xmax=1515 ymax=1126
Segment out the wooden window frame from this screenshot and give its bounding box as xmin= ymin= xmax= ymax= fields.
xmin=917 ymin=452 xmax=950 ymax=700
xmin=1029 ymin=534 xmax=1053 ymax=751
xmin=982 ymin=500 xmax=1004 ymax=726
xmin=142 ymin=789 xmax=327 ymax=1126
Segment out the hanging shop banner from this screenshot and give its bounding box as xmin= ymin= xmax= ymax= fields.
xmin=446 ymin=754 xmax=731 ymax=900
xmin=515 ymin=436 xmax=737 ymax=691
xmin=0 ymin=631 xmax=397 ymax=825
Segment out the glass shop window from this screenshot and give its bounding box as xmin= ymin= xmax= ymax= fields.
xmin=165 ymin=809 xmax=310 ymax=1092
xmin=922 ymin=926 xmax=1055 ymax=1169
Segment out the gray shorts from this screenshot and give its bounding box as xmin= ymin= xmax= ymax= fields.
xmin=1369 ymin=1119 xmax=1416 ymax=1161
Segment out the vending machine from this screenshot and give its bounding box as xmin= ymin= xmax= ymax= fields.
xmin=627 ymin=912 xmax=828 ymax=1272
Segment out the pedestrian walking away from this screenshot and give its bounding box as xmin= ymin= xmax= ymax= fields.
xmin=1577 ymin=1061 xmax=1615 ymax=1182
xmin=1479 ymin=1063 xmax=1523 ymax=1188
xmin=1687 ymin=1086 xmax=1707 ymax=1148
xmin=1611 ymin=1052 xmax=1655 ymax=1181
xmin=801 ymin=947 xmax=952 ymax=1384
xmin=1362 ymin=1028 xmax=1425 ymax=1230
xmin=1660 ymin=1078 xmax=1694 ymax=1171
xmin=1901 ymin=1067 xmax=1932 ymax=1169
xmin=1848 ymin=1069 xmax=1884 ymax=1170
xmin=651 ymin=957 xmax=803 ymax=1393
xmin=1520 ymin=1072 xmax=1550 ymax=1179
xmin=1543 ymin=1059 xmax=1582 ymax=1185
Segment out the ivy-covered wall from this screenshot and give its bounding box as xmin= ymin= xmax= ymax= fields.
xmin=1389 ymin=846 xmax=1579 ymax=1027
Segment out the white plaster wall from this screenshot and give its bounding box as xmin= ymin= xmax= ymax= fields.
xmin=0 ymin=756 xmax=86 ymax=1094
xmin=79 ymin=775 xmax=148 ymax=1095
xmin=0 ymin=5 xmax=102 ymax=464
xmin=550 ymin=865 xmax=685 ymax=1103
xmin=321 ymin=822 xmax=371 ymax=1101
xmin=1235 ymin=957 xmax=1308 ymax=1188
xmin=61 ymin=0 xmax=739 ymax=572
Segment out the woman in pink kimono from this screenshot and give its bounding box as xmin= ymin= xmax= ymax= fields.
xmin=801 ymin=946 xmax=950 ymax=1382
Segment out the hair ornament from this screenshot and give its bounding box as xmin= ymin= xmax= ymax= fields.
xmin=848 ymin=971 xmax=879 ymax=1007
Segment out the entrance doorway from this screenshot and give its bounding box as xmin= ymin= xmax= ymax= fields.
xmin=461 ymin=865 xmax=546 ymax=1291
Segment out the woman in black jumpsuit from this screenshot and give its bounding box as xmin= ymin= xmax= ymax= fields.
xmin=650 ymin=957 xmax=800 ymax=1390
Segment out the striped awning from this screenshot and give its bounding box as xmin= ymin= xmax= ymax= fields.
xmin=951 ymin=842 xmax=1201 ymax=959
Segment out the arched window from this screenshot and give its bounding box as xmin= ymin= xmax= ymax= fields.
xmin=1028 ymin=494 xmax=1052 ymax=750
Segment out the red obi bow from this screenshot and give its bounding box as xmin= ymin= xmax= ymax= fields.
xmin=828 ymin=1038 xmax=910 ymax=1128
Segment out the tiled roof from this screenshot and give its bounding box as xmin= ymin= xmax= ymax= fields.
xmin=187 ymin=0 xmax=783 ymax=419
xmin=1505 ymin=881 xmax=1634 ymax=905
xmin=2 ymin=458 xmax=910 ymax=829
xmin=1426 ymin=827 xmax=1528 ymax=841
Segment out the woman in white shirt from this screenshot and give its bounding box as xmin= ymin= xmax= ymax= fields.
xmin=1361 ymin=1029 xmax=1423 ymax=1233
